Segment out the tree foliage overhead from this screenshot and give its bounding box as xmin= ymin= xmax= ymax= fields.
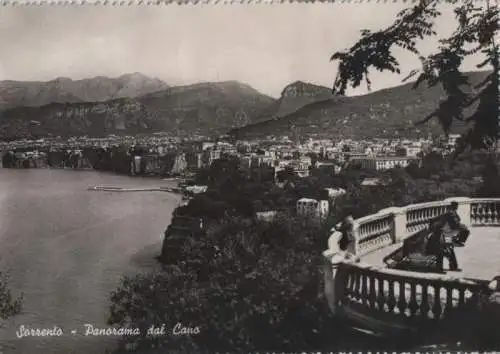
xmin=331 ymin=0 xmax=499 ymax=154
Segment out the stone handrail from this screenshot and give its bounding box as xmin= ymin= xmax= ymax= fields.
xmin=337 ymin=261 xmax=488 ymax=324
xmin=470 ymin=198 xmax=500 ymax=226
xmin=328 ymin=197 xmax=500 ymax=258
xmin=323 ymin=197 xmax=500 ymax=331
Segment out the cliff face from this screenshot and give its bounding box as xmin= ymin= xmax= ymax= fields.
xmin=229 ymin=71 xmax=491 ymax=140
xmin=273 ymin=81 xmax=336 ymax=118
xmin=0 ymin=73 xmax=168 ymax=110
xmin=0 ymin=81 xmax=276 ymax=138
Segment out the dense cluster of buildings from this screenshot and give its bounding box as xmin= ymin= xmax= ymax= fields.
xmin=4 ymin=132 xmax=497 ymax=248
xmin=0 ymin=133 xmax=466 ymax=177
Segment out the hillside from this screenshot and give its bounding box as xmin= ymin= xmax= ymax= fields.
xmin=229 ymin=71 xmax=491 ymax=140
xmin=0 ymin=81 xmax=276 ymax=139
xmin=0 ymin=73 xmax=168 ymax=110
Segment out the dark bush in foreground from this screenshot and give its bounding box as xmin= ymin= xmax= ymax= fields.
xmin=108 ymin=215 xmax=344 ymax=353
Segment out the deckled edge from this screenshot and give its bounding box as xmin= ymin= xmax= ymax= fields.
xmin=0 ymin=0 xmax=432 ymax=5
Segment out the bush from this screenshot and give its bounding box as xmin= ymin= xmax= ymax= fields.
xmin=108 ymin=215 xmax=339 ymax=353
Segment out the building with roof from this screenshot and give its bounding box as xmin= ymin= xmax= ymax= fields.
xmin=350 ymin=156 xmax=420 ymax=171
xmin=296 ymin=198 xmax=329 ymax=220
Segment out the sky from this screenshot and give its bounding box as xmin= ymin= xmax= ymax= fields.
xmin=0 ymin=3 xmax=485 ymax=98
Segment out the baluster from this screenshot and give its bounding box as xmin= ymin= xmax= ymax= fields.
xmin=486 ymin=205 xmax=492 ymax=224
xmin=369 ymin=275 xmax=376 ymax=309
xmin=408 ymin=282 xmax=419 ymax=316
xmin=397 ymin=280 xmax=407 ymax=316
xmin=346 ymin=272 xmax=355 ymax=300
xmin=420 ymin=284 xmax=430 ymax=319
xmin=377 ymin=277 xmax=385 ymax=311
xmin=471 ymin=204 xmax=477 ymax=225
xmin=458 ymin=287 xmax=466 ymax=307
xmin=387 ymin=280 xmax=396 ymax=313
xmin=432 ymin=284 xmax=442 ymax=319
xmin=354 ymin=272 xmax=362 ymax=302
xmin=361 ymin=272 xmax=369 ymax=306
xmin=444 ymin=286 xmax=454 ymax=316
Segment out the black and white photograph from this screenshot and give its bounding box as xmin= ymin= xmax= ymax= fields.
xmin=0 ymin=2 xmax=499 ymax=353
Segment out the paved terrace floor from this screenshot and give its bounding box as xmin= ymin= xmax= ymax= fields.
xmin=361 ymin=227 xmax=500 ymax=281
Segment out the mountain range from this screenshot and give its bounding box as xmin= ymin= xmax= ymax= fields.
xmin=0 ymin=71 xmax=491 ymax=140
xmin=229 ymin=71 xmax=491 ymax=140
xmin=0 ymin=73 xmax=168 ymax=111
xmin=0 ymin=77 xmax=276 ymax=139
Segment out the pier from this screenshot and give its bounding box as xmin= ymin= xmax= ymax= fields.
xmin=87 ymin=185 xmax=182 ymax=193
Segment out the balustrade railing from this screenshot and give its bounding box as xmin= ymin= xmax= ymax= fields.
xmin=342 ymin=198 xmax=500 ymax=257
xmin=324 ymin=197 xmax=500 ymax=330
xmin=405 ymin=202 xmax=448 ymax=234
xmin=356 ymin=212 xmax=394 ymax=256
xmin=470 ymin=199 xmax=500 ymax=226
xmin=339 ymin=262 xmax=488 ymax=323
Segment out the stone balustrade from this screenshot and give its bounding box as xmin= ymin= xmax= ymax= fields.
xmin=470 ymin=199 xmax=500 ymax=226
xmin=339 ymin=262 xmax=486 ymax=324
xmin=323 ymin=197 xmax=500 ymax=335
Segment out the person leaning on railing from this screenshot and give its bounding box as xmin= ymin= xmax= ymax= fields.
xmin=335 ymin=215 xmax=357 ymax=257
xmin=443 ymin=201 xmax=470 ymax=247
xmin=425 ymin=209 xmax=461 ymax=272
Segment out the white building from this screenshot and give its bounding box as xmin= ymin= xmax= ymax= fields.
xmin=296 ymin=198 xmax=329 ymax=220
xmin=350 ymin=156 xmax=420 ymax=170
xmin=185 ymin=185 xmax=208 ymax=194
xmin=325 ymin=187 xmax=346 ymax=200
xmin=256 ymin=210 xmax=278 ymax=222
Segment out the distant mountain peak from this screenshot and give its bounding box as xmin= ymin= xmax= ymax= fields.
xmin=51 ymin=77 xmax=73 ymax=83
xmin=0 ymin=73 xmax=169 ymax=110
xmin=119 ymin=72 xmax=154 ymax=80
xmin=281 ymin=81 xmax=331 ymax=98
xmin=0 ymin=78 xmax=276 ymax=139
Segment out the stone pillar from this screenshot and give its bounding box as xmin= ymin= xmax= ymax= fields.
xmin=445 ymin=197 xmax=472 ymax=227
xmin=323 ymin=256 xmax=337 ymax=314
xmin=351 ymin=223 xmax=360 ymax=256
xmin=323 ymin=250 xmax=341 ymax=315
xmin=393 ymin=207 xmax=408 ymax=243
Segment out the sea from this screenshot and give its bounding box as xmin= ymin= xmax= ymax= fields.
xmin=0 ymin=169 xmax=181 ymax=354
xmin=0 ymin=168 xmax=461 ymax=353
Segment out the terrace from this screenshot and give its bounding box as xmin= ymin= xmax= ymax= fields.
xmin=323 ymin=198 xmax=500 ymax=337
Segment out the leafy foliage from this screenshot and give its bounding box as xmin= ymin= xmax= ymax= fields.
xmin=108 ymin=214 xmax=342 ymax=353
xmin=331 ymin=0 xmax=499 ymax=153
xmin=0 ymin=272 xmax=23 ymax=322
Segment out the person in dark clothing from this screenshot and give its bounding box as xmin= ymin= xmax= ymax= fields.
xmin=444 ymin=201 xmax=470 ymax=246
xmin=335 ymin=215 xmax=356 ymax=254
xmin=426 ymin=214 xmax=460 ymax=272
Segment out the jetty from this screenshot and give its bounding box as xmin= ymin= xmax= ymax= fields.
xmin=87 ymin=185 xmax=182 ymax=193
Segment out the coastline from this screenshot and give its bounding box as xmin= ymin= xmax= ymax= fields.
xmin=0 ymin=169 xmax=182 ymax=354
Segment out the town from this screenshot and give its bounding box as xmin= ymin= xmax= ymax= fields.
xmin=0 ymin=132 xmax=462 ymax=176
